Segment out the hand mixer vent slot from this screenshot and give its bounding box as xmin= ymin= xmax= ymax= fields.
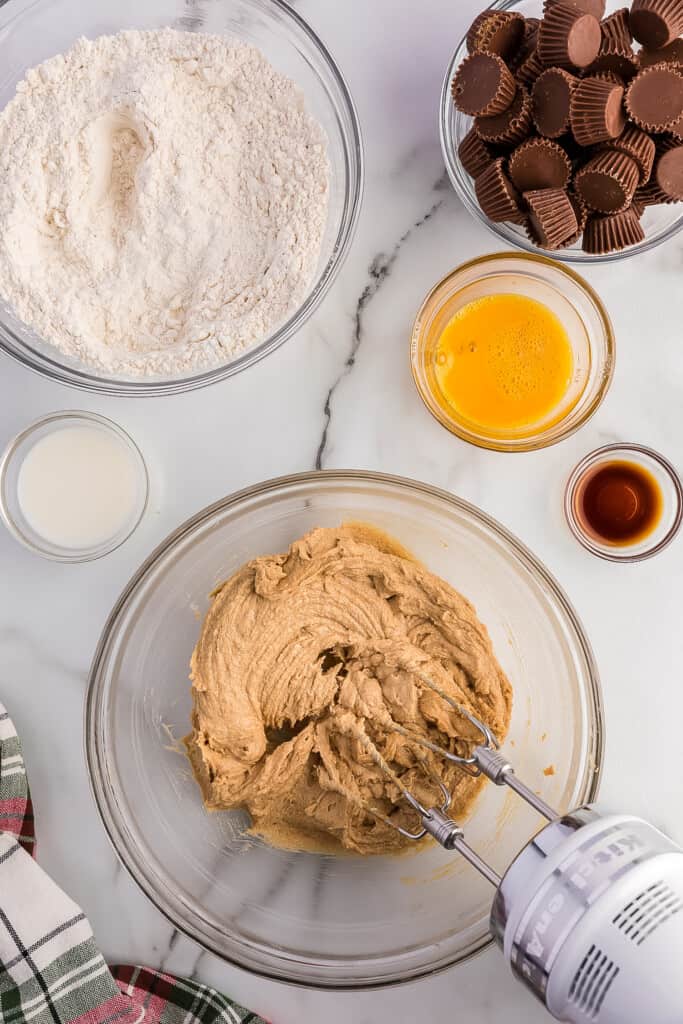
xmin=612 ymin=880 xmax=683 ymax=946
xmin=568 ymin=944 xmax=620 ymax=1021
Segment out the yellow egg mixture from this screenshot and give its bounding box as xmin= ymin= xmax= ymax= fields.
xmin=434 ymin=293 xmax=574 ymax=434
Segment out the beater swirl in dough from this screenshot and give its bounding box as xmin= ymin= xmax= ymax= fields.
xmin=185 ymin=524 xmax=513 ymax=855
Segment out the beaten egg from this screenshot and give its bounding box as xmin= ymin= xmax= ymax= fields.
xmin=434 ymin=293 xmax=574 ymax=434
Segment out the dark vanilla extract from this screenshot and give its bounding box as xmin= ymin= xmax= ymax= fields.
xmin=575 ymin=460 xmax=662 ymax=546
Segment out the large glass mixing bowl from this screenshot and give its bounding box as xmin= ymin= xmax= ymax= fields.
xmin=85 ymin=472 xmax=604 ymax=987
xmin=0 ymin=0 xmax=362 ymax=395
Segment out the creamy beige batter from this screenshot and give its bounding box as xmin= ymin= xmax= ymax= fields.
xmin=185 ymin=524 xmax=512 ymax=855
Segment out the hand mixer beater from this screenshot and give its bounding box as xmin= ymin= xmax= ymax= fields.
xmin=375 ymin=675 xmax=683 ymax=1024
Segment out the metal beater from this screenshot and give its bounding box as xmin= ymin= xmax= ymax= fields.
xmin=375 ymin=681 xmax=683 ymax=1024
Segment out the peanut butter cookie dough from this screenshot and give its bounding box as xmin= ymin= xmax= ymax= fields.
xmin=185 ymin=524 xmax=512 ymax=855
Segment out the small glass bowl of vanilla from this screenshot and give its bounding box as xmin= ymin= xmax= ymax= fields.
xmin=410 ymin=252 xmax=615 ymax=452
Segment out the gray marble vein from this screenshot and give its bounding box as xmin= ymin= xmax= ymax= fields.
xmin=315 ymin=175 xmax=449 ymax=470
xmin=189 ymin=948 xmax=208 ymax=982
xmin=0 ymin=626 xmax=85 ymax=687
xmin=159 ymin=927 xmax=181 ymax=972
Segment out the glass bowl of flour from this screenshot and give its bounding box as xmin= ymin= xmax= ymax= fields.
xmin=0 ymin=0 xmax=363 ymax=395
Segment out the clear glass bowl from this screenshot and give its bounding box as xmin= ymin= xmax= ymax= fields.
xmin=0 ymin=410 xmax=148 ymax=561
xmin=411 ymin=253 xmax=614 ymax=452
xmin=85 ymin=471 xmax=604 ymax=988
xmin=565 ymin=443 xmax=683 ymax=561
xmin=440 ymin=0 xmax=683 ymax=264
xmin=0 ymin=0 xmax=363 ymax=396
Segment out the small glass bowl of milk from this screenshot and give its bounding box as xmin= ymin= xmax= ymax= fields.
xmin=0 ymin=411 xmax=148 ymax=561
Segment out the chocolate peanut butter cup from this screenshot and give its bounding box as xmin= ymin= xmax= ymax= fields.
xmin=516 ymin=48 xmax=546 ymax=89
xmin=668 ymin=111 xmax=683 ymax=140
xmin=639 ymin=38 xmax=683 ymax=67
xmin=467 ymin=9 xmax=526 ymax=60
xmin=586 ymin=40 xmax=640 ymax=80
xmin=583 ymin=206 xmax=645 ymax=252
xmin=634 ymin=178 xmax=678 ymax=203
xmin=452 ymin=52 xmax=517 ymax=117
xmin=625 ymin=62 xmax=683 ymax=129
xmin=509 ymin=137 xmax=572 ymax=190
xmin=532 ymin=68 xmax=578 ymax=137
xmin=466 ymin=11 xmax=489 ymax=51
xmin=591 ymin=70 xmax=626 ymax=85
xmin=570 ymin=76 xmax=626 ymax=144
xmin=524 ymin=187 xmax=579 ymax=246
xmin=562 ymin=188 xmax=589 ymax=244
xmin=475 ymin=86 xmax=533 ymax=145
xmin=575 ymin=149 xmax=640 ymax=211
xmin=458 ymin=128 xmax=495 ymax=178
xmin=538 ymin=3 xmax=602 ymax=69
xmin=630 ymin=0 xmax=683 ymax=49
xmin=601 ymin=7 xmax=633 ymax=47
xmin=543 ymin=0 xmax=606 ymax=16
xmin=475 ymin=157 xmax=525 ymax=222
xmin=510 ymin=17 xmax=541 ymax=71
xmin=598 ymin=125 xmax=656 ymax=183
xmin=655 ymin=138 xmax=683 ymax=197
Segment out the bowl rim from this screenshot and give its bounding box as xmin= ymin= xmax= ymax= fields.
xmin=410 ymin=251 xmax=616 ymax=452
xmin=84 ymin=468 xmax=605 ymax=989
xmin=564 ymin=442 xmax=683 ymax=561
xmin=439 ymin=0 xmax=683 ymax=265
xmin=0 ymin=0 xmax=364 ymax=396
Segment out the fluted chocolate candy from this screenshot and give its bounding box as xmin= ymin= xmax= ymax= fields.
xmin=475 ymin=86 xmax=533 ymax=145
xmin=538 ymin=3 xmax=602 ymax=69
xmin=583 ymin=206 xmax=645 ymax=251
xmin=635 ymin=178 xmax=679 ymax=203
xmin=509 ymin=137 xmax=572 ymax=191
xmin=639 ymin=38 xmax=683 ymax=66
xmin=598 ymin=125 xmax=656 ymax=183
xmin=458 ymin=128 xmax=495 ymax=179
xmin=630 ymin=0 xmax=683 ymax=49
xmin=466 ymin=9 xmax=526 ymax=60
xmin=475 ymin=158 xmax=525 ymax=222
xmin=625 ymin=62 xmax=683 ymax=130
xmin=452 ymin=52 xmax=517 ymax=117
xmin=570 ymin=76 xmax=626 ymax=145
xmin=516 ymin=48 xmax=546 ymax=89
xmin=510 ymin=17 xmax=541 ymax=71
xmin=543 ymin=0 xmax=606 ymax=16
xmin=532 ymin=67 xmax=578 ymax=136
xmin=524 ymin=187 xmax=579 ymax=246
xmin=669 ymin=111 xmax=683 ymax=140
xmin=601 ymin=7 xmax=634 ymax=46
xmin=575 ymin=150 xmax=640 ymax=211
xmin=563 ymin=189 xmax=589 ymax=245
xmin=655 ymin=139 xmax=683 ymax=197
xmin=586 ymin=41 xmax=640 ymax=80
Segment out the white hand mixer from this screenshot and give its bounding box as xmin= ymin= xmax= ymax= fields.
xmin=376 ymin=682 xmax=683 ymax=1024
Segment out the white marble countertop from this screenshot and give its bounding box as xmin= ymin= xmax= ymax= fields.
xmin=2 ymin=1 xmax=683 ymax=1021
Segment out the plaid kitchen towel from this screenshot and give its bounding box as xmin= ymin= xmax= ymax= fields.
xmin=0 ymin=704 xmax=266 ymax=1024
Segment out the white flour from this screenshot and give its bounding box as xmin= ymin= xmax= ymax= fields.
xmin=0 ymin=29 xmax=329 ymax=377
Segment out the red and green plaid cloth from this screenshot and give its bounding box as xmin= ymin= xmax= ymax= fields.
xmin=0 ymin=703 xmax=266 ymax=1024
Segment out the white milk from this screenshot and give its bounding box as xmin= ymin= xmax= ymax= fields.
xmin=17 ymin=426 xmax=139 ymax=550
